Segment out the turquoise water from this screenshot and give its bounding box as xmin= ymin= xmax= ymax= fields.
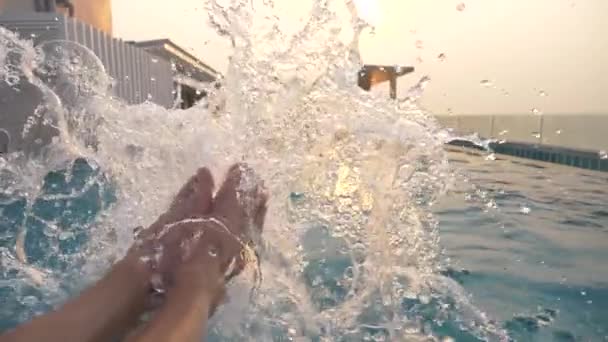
xmin=436 ymin=148 xmax=608 ymax=341
xmin=0 ymin=158 xmax=115 ymax=330
xmin=1 ymin=150 xmax=607 ymax=341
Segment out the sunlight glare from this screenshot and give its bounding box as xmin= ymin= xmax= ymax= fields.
xmin=353 ymin=0 xmax=382 ymax=26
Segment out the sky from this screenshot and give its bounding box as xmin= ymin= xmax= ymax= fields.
xmin=111 ymin=0 xmax=608 ymax=115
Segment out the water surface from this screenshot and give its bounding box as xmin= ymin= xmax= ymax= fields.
xmin=436 ymin=148 xmax=608 ymax=341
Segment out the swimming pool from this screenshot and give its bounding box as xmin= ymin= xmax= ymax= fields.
xmin=436 ymin=148 xmax=608 ymax=341
xmin=1 ymin=1 xmax=606 ymax=339
xmin=1 ymin=149 xmax=605 ymax=341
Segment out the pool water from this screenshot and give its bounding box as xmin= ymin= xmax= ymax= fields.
xmin=435 ymin=148 xmax=608 ymax=341
xmin=2 ymin=150 xmax=605 ymax=341
xmin=0 ymin=158 xmax=115 ymax=330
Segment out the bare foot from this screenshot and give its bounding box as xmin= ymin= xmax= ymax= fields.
xmin=128 ymin=164 xmax=267 ymax=310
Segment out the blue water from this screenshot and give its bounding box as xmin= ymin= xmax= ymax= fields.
xmin=436 ymin=148 xmax=608 ymax=341
xmin=0 ymin=158 xmax=115 ymax=330
xmin=1 ymin=151 xmax=607 ymax=341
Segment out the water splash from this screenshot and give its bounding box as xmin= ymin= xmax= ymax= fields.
xmin=0 ymin=0 xmax=507 ymax=340
xmin=479 ymin=79 xmax=492 ymax=87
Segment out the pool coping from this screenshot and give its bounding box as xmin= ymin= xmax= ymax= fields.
xmin=447 ymin=139 xmax=608 ymax=172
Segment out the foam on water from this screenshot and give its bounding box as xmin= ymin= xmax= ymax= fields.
xmin=0 ymin=0 xmax=507 ymax=340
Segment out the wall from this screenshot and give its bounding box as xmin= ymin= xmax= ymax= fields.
xmin=70 ymin=0 xmax=112 ymax=34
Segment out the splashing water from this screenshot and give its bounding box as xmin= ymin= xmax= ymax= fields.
xmin=0 ymin=0 xmax=507 ymax=340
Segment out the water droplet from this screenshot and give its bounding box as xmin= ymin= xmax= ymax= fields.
xmin=58 ymin=231 xmax=74 ymax=240
xmin=498 ymin=130 xmax=508 ymax=136
xmin=54 ymin=17 xmax=59 ymax=21
xmin=539 ymin=90 xmax=547 ymax=97
xmin=531 ymin=108 xmax=542 ymax=115
xmin=150 ymin=77 xmax=156 ymax=82
xmin=147 ymin=94 xmax=153 ymax=100
xmin=456 ymin=3 xmax=466 ymax=11
xmin=531 ymin=132 xmax=541 ymax=139
xmin=415 ymin=40 xmax=424 ymax=49
xmin=437 ymin=53 xmax=446 ymax=61
xmin=555 ymin=129 xmax=562 ymax=135
xmin=480 ymin=79 xmax=492 ymax=87
xmin=124 ymin=75 xmax=130 ymax=81
xmin=520 ymin=206 xmax=531 ymax=214
xmin=21 ymin=296 xmax=38 ymax=306
xmin=599 ymin=150 xmax=607 ymax=159
xmin=207 ymin=245 xmax=219 ymax=257
xmin=498 ymin=139 xmax=507 ymax=144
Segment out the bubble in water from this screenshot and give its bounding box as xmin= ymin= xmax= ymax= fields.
xmin=456 ymin=3 xmax=466 ymax=11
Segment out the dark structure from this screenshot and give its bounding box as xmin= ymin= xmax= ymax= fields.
xmin=0 ymin=129 xmax=9 ymax=154
xmin=358 ymin=65 xmax=415 ymax=99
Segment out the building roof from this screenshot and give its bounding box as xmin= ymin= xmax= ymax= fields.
xmin=131 ymin=39 xmax=219 ymax=83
